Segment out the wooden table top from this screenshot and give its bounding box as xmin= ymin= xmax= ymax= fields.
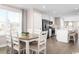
xmin=19 ymin=34 xmax=39 ymax=40
xmin=68 ymin=32 xmax=77 ymax=36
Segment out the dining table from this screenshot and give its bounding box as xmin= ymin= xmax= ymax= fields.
xmin=18 ymin=34 xmax=39 ymax=54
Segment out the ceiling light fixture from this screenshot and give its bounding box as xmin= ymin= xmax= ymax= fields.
xmin=42 ymin=5 xmax=46 ymax=9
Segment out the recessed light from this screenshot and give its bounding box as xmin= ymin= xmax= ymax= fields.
xmin=75 ymin=8 xmax=79 ymax=10
xmin=42 ymin=5 xmax=46 ymax=9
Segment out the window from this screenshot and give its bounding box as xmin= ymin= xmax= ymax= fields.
xmin=0 ymin=9 xmax=7 ymax=36
xmin=7 ymin=10 xmax=22 ymax=36
xmin=0 ymin=8 xmax=22 ymax=37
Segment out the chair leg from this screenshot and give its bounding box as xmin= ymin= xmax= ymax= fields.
xmin=44 ymin=49 xmax=46 ymax=54
xmin=23 ymin=50 xmax=24 ymax=54
xmin=12 ymin=49 xmax=14 ymax=54
xmin=7 ymin=46 xmax=9 ymax=54
xmin=30 ymin=50 xmax=34 ymax=54
xmin=31 ymin=50 xmax=33 ymax=54
xmin=22 ymin=50 xmax=24 ymax=54
xmin=18 ymin=51 xmax=20 ymax=54
xmin=7 ymin=47 xmax=11 ymax=54
xmin=36 ymin=51 xmax=40 ymax=54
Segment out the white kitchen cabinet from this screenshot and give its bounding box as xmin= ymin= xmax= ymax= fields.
xmin=42 ymin=14 xmax=50 ymax=20
xmin=50 ymin=17 xmax=54 ymax=21
xmin=55 ymin=29 xmax=68 ymax=43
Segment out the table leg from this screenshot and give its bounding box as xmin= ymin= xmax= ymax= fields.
xmin=26 ymin=41 xmax=29 ymax=54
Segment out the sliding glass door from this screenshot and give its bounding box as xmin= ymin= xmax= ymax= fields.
xmin=0 ymin=9 xmax=7 ymax=36
xmin=0 ymin=9 xmax=7 ymax=47
xmin=7 ymin=10 xmax=22 ymax=37
xmin=0 ymin=8 xmax=22 ymax=49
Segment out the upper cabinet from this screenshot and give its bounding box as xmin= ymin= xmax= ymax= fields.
xmin=50 ymin=17 xmax=55 ymax=24
xmin=42 ymin=14 xmax=50 ymax=20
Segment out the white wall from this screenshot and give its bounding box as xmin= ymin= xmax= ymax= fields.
xmin=64 ymin=15 xmax=79 ymax=21
xmin=33 ymin=11 xmax=42 ymax=34
xmin=26 ymin=9 xmax=54 ymax=34
xmin=26 ymin=9 xmax=42 ymax=34
xmin=26 ymin=9 xmax=34 ymax=33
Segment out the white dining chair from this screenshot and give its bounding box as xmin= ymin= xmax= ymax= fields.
xmin=29 ymin=31 xmax=48 ymax=54
xmin=12 ymin=32 xmax=26 ymax=54
xmin=6 ymin=33 xmax=12 ymax=54
xmin=6 ymin=31 xmax=26 ymax=54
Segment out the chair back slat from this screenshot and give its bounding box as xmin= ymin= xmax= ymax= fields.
xmin=39 ymin=31 xmax=48 ymax=43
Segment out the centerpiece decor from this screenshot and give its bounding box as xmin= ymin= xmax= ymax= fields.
xmin=22 ymin=32 xmax=29 ymax=36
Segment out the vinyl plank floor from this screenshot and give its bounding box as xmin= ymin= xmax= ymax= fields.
xmin=47 ymin=37 xmax=79 ymax=54
xmin=1 ymin=37 xmax=79 ymax=54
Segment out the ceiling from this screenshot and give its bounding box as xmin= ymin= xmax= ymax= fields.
xmin=6 ymin=4 xmax=79 ymax=17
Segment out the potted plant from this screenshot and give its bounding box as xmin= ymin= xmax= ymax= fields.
xmin=22 ymin=32 xmax=29 ymax=36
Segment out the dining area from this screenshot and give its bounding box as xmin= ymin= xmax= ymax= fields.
xmin=6 ymin=31 xmax=48 ymax=54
